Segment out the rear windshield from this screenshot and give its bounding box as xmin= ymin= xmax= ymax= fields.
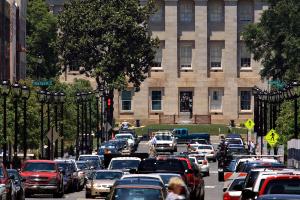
xmin=229 ymin=178 xmax=245 ymax=191
xmin=112 ymin=188 xmax=162 ymax=200
xmin=227 ymin=139 xmax=242 ymax=144
xmin=198 ymin=146 xmax=212 ymax=150
xmin=110 ymin=160 xmax=140 ymax=170
xmin=76 ymin=162 xmax=88 ymax=170
xmin=263 ymin=179 xmax=300 ymax=195
xmin=23 ymin=162 xmax=56 ymax=172
xmin=139 ymin=160 xmax=185 ymax=173
xmin=94 ymin=171 xmax=122 ymax=180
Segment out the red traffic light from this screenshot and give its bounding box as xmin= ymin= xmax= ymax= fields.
xmin=107 ymin=98 xmax=111 ymax=106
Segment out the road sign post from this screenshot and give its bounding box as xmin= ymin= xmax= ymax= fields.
xmin=244 ymin=119 xmax=255 ymax=144
xmin=265 ymin=129 xmax=280 ymax=151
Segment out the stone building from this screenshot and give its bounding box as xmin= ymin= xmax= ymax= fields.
xmin=0 ymin=0 xmax=27 ymax=81
xmin=114 ymin=0 xmax=269 ymax=125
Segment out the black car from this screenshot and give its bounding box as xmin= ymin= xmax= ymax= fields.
xmin=7 ymin=169 xmax=25 ymax=200
xmin=55 ymin=161 xmax=75 ymax=193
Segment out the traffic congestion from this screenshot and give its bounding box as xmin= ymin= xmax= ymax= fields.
xmin=0 ymin=126 xmax=295 ymax=200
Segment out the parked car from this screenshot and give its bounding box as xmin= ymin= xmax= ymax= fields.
xmin=86 ymin=170 xmax=123 ymax=198
xmin=108 ymin=157 xmax=141 ymax=172
xmin=108 ymin=178 xmax=167 ymax=200
xmin=115 ymin=134 xmax=136 ymax=149
xmin=7 ymin=169 xmax=25 ymax=200
xmin=154 ymin=133 xmax=177 ymax=153
xmin=0 ymin=164 xmax=16 ymax=200
xmin=195 ymin=145 xmax=217 ymax=162
xmin=223 ymin=176 xmax=245 ymax=200
xmin=20 ymin=160 xmax=64 ymax=198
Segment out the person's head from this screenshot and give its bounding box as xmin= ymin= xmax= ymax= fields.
xmin=168 ymin=177 xmax=185 ymax=195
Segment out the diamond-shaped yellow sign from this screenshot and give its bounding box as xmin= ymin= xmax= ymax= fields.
xmin=265 ymin=129 xmax=280 ymax=147
xmin=244 ymin=119 xmax=255 ymax=130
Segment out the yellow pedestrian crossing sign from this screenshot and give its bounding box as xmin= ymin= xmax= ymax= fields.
xmin=265 ymin=129 xmax=280 ymax=147
xmin=244 ymin=119 xmax=255 ymax=130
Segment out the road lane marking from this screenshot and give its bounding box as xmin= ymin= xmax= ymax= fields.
xmin=205 ymin=186 xmax=216 ymax=189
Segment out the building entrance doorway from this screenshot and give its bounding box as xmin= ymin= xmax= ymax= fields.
xmin=179 ymin=91 xmax=193 ymax=113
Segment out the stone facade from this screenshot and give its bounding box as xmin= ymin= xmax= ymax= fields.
xmin=114 ymin=0 xmax=269 ymax=125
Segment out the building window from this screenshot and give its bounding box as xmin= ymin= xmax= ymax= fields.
xmin=210 ymin=88 xmax=223 ymax=111
xmin=121 ymin=90 xmax=132 ymax=111
xmin=180 ymin=1 xmax=193 ymax=23
xmin=240 ymin=42 xmax=251 ymax=68
xmin=153 ymin=42 xmax=163 ymax=68
xmin=210 ymin=42 xmax=223 ymax=69
xmin=180 ymin=44 xmax=192 ymax=68
xmin=240 ymin=90 xmax=251 ymax=111
xmin=151 ymin=90 xmax=162 ymax=111
xmin=150 ymin=2 xmax=164 ymax=24
xmin=239 ymin=1 xmax=253 ymax=28
xmin=209 ymin=1 xmax=223 ymax=22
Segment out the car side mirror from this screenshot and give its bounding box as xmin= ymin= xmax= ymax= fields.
xmin=223 ymin=188 xmax=227 ymax=192
xmin=241 ymin=189 xmax=257 ymax=199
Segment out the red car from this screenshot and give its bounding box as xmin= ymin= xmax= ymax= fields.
xmin=258 ymin=175 xmax=300 ymax=196
xmin=20 ymin=160 xmax=64 ymax=198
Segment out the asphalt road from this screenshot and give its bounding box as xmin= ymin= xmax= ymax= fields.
xmin=27 ymin=142 xmax=223 ymax=200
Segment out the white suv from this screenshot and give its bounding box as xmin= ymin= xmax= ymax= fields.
xmin=154 ymin=133 xmax=177 ymax=153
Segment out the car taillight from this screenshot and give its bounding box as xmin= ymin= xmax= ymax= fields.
xmin=203 ymin=160 xmax=208 ymax=165
xmin=223 ymin=192 xmax=231 ymax=200
xmin=188 ymin=144 xmax=190 ymax=147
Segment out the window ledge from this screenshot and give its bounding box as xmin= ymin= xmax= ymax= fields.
xmin=120 ymin=111 xmax=134 ymax=115
xmin=239 ymin=110 xmax=253 ymax=114
xmin=150 ymin=111 xmax=163 ymax=115
xmin=180 ymin=68 xmax=193 ymax=72
xmin=240 ymin=67 xmax=252 ymax=71
xmin=151 ymin=67 xmax=164 ymax=72
xmin=209 ymin=111 xmax=223 ymax=115
xmin=210 ymin=68 xmax=223 ymax=72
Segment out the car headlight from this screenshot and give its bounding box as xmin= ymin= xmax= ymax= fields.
xmin=169 ymin=144 xmax=173 ymax=146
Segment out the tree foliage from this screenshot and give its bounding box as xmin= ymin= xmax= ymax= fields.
xmin=57 ymin=0 xmax=158 ymax=89
xmin=26 ymin=0 xmax=60 ymax=79
xmin=242 ymin=0 xmax=300 ymax=80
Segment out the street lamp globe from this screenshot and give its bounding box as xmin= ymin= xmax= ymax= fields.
xmin=76 ymin=92 xmax=82 ymax=103
xmin=21 ymin=85 xmax=30 ymax=100
xmin=37 ymin=90 xmax=47 ymax=103
xmin=12 ymin=82 xmax=22 ymax=98
xmin=0 ymin=80 xmax=11 ymax=96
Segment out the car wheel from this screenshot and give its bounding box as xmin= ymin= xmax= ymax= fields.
xmin=24 ymin=192 xmax=31 ymax=198
xmin=206 ymin=172 xmax=210 ymax=176
xmin=53 ymin=183 xmax=64 ymax=198
xmin=85 ymin=193 xmax=91 ymax=199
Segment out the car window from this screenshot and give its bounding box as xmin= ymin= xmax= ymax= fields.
xmin=244 ymin=171 xmax=260 ymax=188
xmin=155 ymin=135 xmax=172 ymax=141
xmin=110 ymin=160 xmax=140 ymax=170
xmin=94 ymin=172 xmax=122 ymax=180
xmin=264 ymin=179 xmax=300 ymax=195
xmin=139 ymin=160 xmax=185 ymax=172
xmin=229 ymin=179 xmax=245 ymax=191
xmin=76 ymin=162 xmax=88 ymax=170
xmin=23 ymin=162 xmax=56 ymax=172
xmin=198 ymin=146 xmax=212 ymax=150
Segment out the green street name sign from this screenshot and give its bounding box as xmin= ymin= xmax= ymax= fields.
xmin=32 ymin=80 xmax=53 ymax=87
xmin=268 ymin=80 xmax=286 ymax=90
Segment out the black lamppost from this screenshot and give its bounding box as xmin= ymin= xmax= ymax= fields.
xmin=0 ymin=80 xmax=11 ymax=167
xmin=95 ymin=91 xmax=100 ymax=151
xmin=87 ymin=91 xmax=93 ymax=153
xmin=75 ymin=92 xmax=82 ymax=159
xmin=21 ymin=85 xmax=30 ymax=159
xmin=81 ymin=92 xmax=87 ymax=153
xmin=99 ymin=85 xmax=104 ymax=142
xmin=37 ymin=90 xmax=47 ymax=159
xmin=53 ymin=92 xmax=59 ymax=158
xmin=46 ymin=91 xmax=52 ymax=159
xmin=12 ymin=82 xmax=22 ymax=160
xmin=59 ymin=92 xmax=65 ymax=158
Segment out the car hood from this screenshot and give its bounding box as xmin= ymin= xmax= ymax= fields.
xmin=93 ymin=179 xmax=116 ymax=185
xmin=20 ymin=171 xmax=57 ymax=178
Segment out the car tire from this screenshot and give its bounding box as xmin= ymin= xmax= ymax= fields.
xmin=206 ymin=172 xmax=210 ymax=176
xmin=53 ymin=183 xmax=64 ymax=198
xmin=85 ymin=193 xmax=91 ymax=199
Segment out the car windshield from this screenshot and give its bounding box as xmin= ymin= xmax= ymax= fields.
xmin=110 ymin=160 xmax=140 ymax=170
xmin=112 ymin=188 xmax=163 ymax=200
xmin=229 ymin=178 xmax=245 ymax=191
xmin=76 ymin=162 xmax=88 ymax=170
xmin=155 ymin=135 xmax=172 ymax=141
xmin=263 ymin=179 xmax=300 ymax=195
xmin=23 ymin=162 xmax=56 ymax=172
xmin=56 ymin=162 xmax=70 ymax=170
xmin=94 ymin=171 xmax=122 ymax=180
xmin=159 ymin=174 xmax=180 ymax=185
xmin=198 ymin=146 xmax=212 ymax=150
xmin=226 ymin=139 xmax=242 ymax=144
xmin=116 ymin=135 xmax=131 ymax=140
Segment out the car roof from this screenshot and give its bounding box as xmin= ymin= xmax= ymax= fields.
xmin=257 ymin=194 xmax=300 ymax=200
xmin=115 ymin=178 xmax=164 ymax=188
xmin=25 ymin=160 xmax=56 ymax=164
xmin=111 ymin=157 xmax=141 ymax=161
xmin=121 ymin=174 xmax=163 ymax=182
xmin=94 ymin=169 xmax=123 ymax=173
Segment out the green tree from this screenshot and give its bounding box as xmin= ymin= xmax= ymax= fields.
xmin=57 ymin=0 xmax=158 ymax=89
xmin=242 ymin=0 xmax=300 ymax=80
xmin=26 ymin=0 xmax=59 ymax=79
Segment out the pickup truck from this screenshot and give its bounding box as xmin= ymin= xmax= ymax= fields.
xmin=172 ymin=128 xmax=210 ymax=144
